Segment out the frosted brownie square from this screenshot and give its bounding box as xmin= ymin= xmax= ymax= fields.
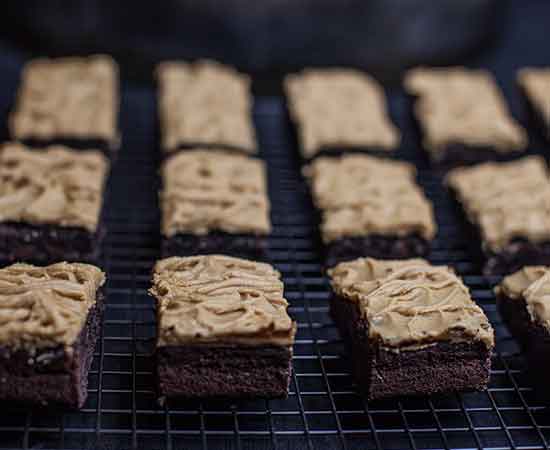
xmin=496 ymin=266 xmax=550 ymax=390
xmin=303 ymin=154 xmax=436 ymax=267
xmin=9 ymin=55 xmax=119 ymax=157
xmin=160 ymin=149 xmax=270 ymax=259
xmin=285 ymin=69 xmax=400 ymax=159
xmin=517 ymin=67 xmax=550 ymax=141
xmin=446 ymin=156 xmax=550 ymax=274
xmin=405 ymin=67 xmax=527 ymax=166
xmin=0 ymin=262 xmax=105 ymax=407
xmin=156 ymin=60 xmax=257 ymax=154
xmin=150 ymin=255 xmax=296 ymax=399
xmin=329 ymin=257 xmax=494 ymax=400
xmin=0 ymin=142 xmax=109 ymax=263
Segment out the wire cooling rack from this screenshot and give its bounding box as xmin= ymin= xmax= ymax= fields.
xmin=1 ymin=80 xmax=550 ymax=450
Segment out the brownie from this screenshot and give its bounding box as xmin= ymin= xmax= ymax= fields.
xmin=0 ymin=142 xmax=110 ymax=264
xmin=446 ymin=156 xmax=550 ymax=275
xmin=150 ymin=255 xmax=296 ymax=399
xmin=156 ymin=60 xmax=257 ymax=155
xmin=303 ymin=154 xmax=436 ymax=267
xmin=405 ymin=67 xmax=527 ymax=167
xmin=328 ymin=257 xmax=494 ymax=400
xmin=284 ymin=68 xmax=400 ymax=160
xmin=517 ymin=68 xmax=550 ymax=142
xmin=495 ymin=266 xmax=550 ymax=391
xmin=160 ymin=149 xmax=271 ymax=260
xmin=0 ymin=262 xmax=105 ymax=408
xmin=9 ymin=55 xmax=120 ymax=158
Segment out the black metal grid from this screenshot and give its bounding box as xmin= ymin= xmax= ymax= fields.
xmin=1 ymin=77 xmax=550 ymax=450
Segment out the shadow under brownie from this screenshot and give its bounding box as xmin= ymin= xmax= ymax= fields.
xmin=303 ymin=153 xmax=436 ymax=268
xmin=0 ymin=262 xmax=106 ymax=408
xmin=328 ymin=257 xmax=494 ymax=400
xmin=446 ymin=156 xmax=550 ymax=275
xmin=9 ymin=55 xmax=120 ymax=159
xmin=160 ymin=149 xmax=271 ymax=260
xmin=150 ymin=255 xmax=296 ymax=399
xmin=0 ymin=142 xmax=110 ymax=264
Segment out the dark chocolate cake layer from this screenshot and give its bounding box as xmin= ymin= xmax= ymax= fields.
xmin=157 ymin=344 xmax=292 ymax=399
xmin=161 ymin=232 xmax=268 ymax=261
xmin=331 ymin=293 xmax=491 ymax=400
xmin=0 ymin=292 xmax=104 ymax=408
xmin=325 ymin=234 xmax=430 ymax=268
xmin=19 ymin=137 xmax=119 ymax=160
xmin=0 ymin=222 xmax=105 ymax=264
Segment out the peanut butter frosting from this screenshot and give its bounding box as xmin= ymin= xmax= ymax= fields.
xmin=328 ymin=257 xmax=494 ymax=348
xmin=150 ymin=255 xmax=296 ymax=346
xmin=446 ymin=156 xmax=550 ymax=252
xmin=0 ymin=143 xmax=108 ymax=232
xmin=9 ymin=55 xmax=119 ymax=142
xmin=405 ymin=67 xmax=527 ymax=159
xmin=303 ymin=154 xmax=436 ymax=243
xmin=497 ymin=266 xmax=550 ymax=330
xmin=156 ymin=60 xmax=256 ymax=153
xmin=517 ymin=67 xmax=550 ymax=129
xmin=0 ymin=262 xmax=105 ymax=350
xmin=160 ymin=149 xmax=270 ymax=237
xmin=284 ymin=69 xmax=401 ymax=159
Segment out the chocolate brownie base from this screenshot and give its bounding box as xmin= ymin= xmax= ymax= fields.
xmin=0 ymin=222 xmax=106 ymax=264
xmin=161 ymin=143 xmax=255 ymax=160
xmin=485 ymin=240 xmax=550 ymax=276
xmin=497 ymin=292 xmax=550 ymax=393
xmin=157 ymin=344 xmax=292 ymax=399
xmin=330 ymin=293 xmax=491 ymax=400
xmin=19 ymin=137 xmax=119 ymax=161
xmin=432 ymin=143 xmax=525 ymax=169
xmin=302 ymin=147 xmax=394 ymax=163
xmin=0 ymin=292 xmax=104 ymax=408
xmin=325 ymin=234 xmax=430 ymax=268
xmin=162 ymin=232 xmax=268 ymax=261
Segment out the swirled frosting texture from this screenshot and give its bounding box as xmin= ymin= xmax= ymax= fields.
xmin=328 ymin=258 xmax=494 ymax=348
xmin=303 ymin=154 xmax=436 ymax=243
xmin=0 ymin=142 xmax=109 ymax=231
xmin=9 ymin=55 xmax=118 ymax=142
xmin=446 ymin=156 xmax=550 ymax=252
xmin=497 ymin=266 xmax=550 ymax=330
xmin=285 ymin=69 xmax=400 ymax=158
xmin=157 ymin=60 xmax=256 ymax=153
xmin=160 ymin=149 xmax=270 ymax=237
xmin=517 ymin=68 xmax=550 ymax=129
xmin=0 ymin=262 xmax=105 ymax=349
xmin=150 ymin=255 xmax=296 ymax=346
xmin=405 ymin=67 xmax=527 ymax=159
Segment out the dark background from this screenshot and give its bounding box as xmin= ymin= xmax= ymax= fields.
xmin=0 ymin=0 xmax=546 ymax=88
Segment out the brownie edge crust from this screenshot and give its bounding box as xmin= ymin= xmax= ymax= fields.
xmin=157 ymin=344 xmax=293 ymax=399
xmin=331 ymin=293 xmax=491 ymax=400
